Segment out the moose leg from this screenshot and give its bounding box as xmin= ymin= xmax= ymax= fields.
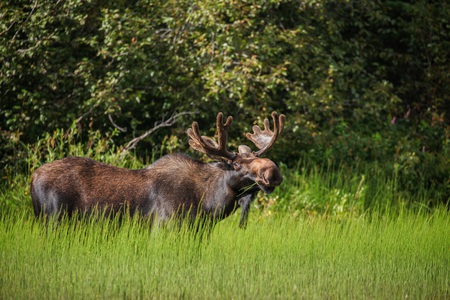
xmin=238 ymin=193 xmax=256 ymax=229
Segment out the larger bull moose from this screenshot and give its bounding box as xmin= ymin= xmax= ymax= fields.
xmin=31 ymin=112 xmax=285 ymax=227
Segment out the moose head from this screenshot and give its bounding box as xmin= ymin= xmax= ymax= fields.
xmin=187 ymin=111 xmax=285 ymax=194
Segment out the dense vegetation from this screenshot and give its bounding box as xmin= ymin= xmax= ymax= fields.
xmin=1 ymin=1 xmax=449 ymax=204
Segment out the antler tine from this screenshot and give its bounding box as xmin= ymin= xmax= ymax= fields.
xmin=187 ymin=112 xmax=236 ymax=160
xmin=216 ymin=112 xmax=233 ymax=152
xmin=246 ymin=111 xmax=286 ymax=157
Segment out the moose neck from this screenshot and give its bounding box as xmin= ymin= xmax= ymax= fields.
xmin=209 ymin=161 xmax=257 ymax=195
xmin=198 ymin=161 xmax=258 ymax=220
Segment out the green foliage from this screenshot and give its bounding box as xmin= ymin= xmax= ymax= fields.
xmin=1 ymin=0 xmax=449 ymax=204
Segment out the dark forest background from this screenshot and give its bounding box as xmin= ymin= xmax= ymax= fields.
xmin=1 ymin=0 xmax=448 ymax=204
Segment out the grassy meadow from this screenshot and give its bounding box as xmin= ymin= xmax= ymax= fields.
xmin=1 ymin=166 xmax=449 ymax=299
xmin=1 ymin=208 xmax=448 ymax=299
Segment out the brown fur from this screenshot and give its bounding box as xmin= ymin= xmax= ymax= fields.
xmin=30 ymin=154 xmax=282 ymax=226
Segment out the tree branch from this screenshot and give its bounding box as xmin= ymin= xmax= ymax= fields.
xmin=75 ymin=108 xmax=94 ymax=124
xmin=108 ymin=114 xmax=127 ymax=133
xmin=11 ymin=0 xmax=38 ymax=42
xmin=123 ymin=111 xmax=196 ymax=152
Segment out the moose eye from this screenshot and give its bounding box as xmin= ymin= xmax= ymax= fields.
xmin=233 ymin=162 xmax=241 ymax=168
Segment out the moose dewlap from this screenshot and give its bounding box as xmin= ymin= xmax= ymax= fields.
xmin=31 ymin=112 xmax=285 ymax=227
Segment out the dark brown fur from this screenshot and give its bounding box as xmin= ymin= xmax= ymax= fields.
xmin=31 ymin=154 xmax=281 ymax=226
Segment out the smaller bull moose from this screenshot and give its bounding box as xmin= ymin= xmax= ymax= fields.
xmin=31 ymin=112 xmax=285 ymax=227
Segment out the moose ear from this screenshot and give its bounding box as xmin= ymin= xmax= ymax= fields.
xmin=238 ymin=145 xmax=252 ymax=154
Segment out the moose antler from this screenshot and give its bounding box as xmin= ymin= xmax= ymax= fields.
xmin=187 ymin=112 xmax=236 ymax=160
xmin=245 ymin=112 xmax=285 ymax=157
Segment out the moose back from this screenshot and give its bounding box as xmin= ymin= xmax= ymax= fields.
xmin=31 ymin=112 xmax=285 ymax=227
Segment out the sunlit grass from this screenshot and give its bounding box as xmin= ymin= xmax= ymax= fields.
xmin=1 ymin=208 xmax=448 ymax=299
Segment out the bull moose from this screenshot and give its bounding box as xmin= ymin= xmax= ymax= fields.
xmin=31 ymin=112 xmax=285 ymax=227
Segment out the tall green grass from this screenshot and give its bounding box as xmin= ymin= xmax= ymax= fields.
xmin=1 ymin=209 xmax=448 ymax=299
xmin=258 ymin=161 xmax=443 ymax=219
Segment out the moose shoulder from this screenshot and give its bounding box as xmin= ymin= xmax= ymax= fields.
xmin=31 ymin=112 xmax=285 ymax=227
